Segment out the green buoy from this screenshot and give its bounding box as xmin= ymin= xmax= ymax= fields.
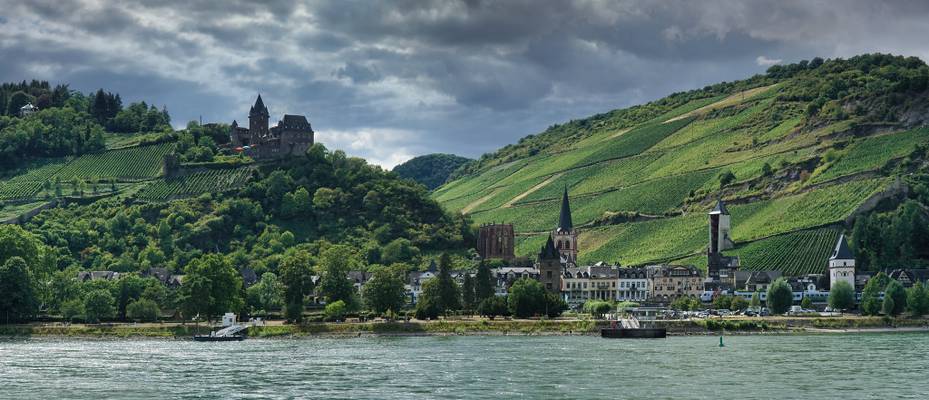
xmin=719 ymin=336 xmax=725 ymax=347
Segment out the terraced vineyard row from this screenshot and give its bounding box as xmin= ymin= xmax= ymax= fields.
xmin=733 ymin=227 xmax=842 ymax=275
xmin=0 ymin=180 xmax=43 ymax=200
xmin=51 ymin=143 xmax=175 ymax=181
xmin=136 ymin=167 xmax=254 ymax=201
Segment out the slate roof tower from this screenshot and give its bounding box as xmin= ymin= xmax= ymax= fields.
xmin=552 ymin=187 xmax=578 ymax=266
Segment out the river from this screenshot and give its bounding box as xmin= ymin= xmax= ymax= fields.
xmin=1 ymin=333 xmax=926 ymax=399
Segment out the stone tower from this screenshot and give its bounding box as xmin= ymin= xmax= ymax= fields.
xmin=828 ymin=234 xmax=856 ymax=291
xmin=248 ymin=95 xmax=270 ymax=138
xmin=477 ymin=223 xmax=515 ymax=261
xmin=707 ymin=199 xmax=738 ymax=281
xmin=537 ymin=235 xmax=562 ymax=293
xmin=552 ymin=187 xmax=578 ymax=266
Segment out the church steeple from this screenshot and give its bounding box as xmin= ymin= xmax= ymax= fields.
xmin=558 ymin=186 xmax=573 ymax=232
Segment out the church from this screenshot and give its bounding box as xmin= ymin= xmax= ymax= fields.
xmin=230 ymin=95 xmax=314 ymax=160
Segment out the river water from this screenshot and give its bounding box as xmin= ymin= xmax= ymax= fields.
xmin=1 ymin=333 xmax=927 ymax=399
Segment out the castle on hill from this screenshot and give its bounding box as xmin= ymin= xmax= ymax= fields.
xmin=230 ymin=95 xmax=314 ymax=160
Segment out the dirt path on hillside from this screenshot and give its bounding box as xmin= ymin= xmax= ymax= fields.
xmin=665 ymin=84 xmax=778 ymax=123
xmin=461 ymin=187 xmax=503 ymax=214
xmin=503 ymin=172 xmax=564 ymax=208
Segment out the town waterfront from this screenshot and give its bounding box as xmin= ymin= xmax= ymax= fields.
xmin=2 ymin=334 xmax=927 ymax=399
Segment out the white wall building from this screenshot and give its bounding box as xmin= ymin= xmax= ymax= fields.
xmin=828 ymin=234 xmax=856 ymax=291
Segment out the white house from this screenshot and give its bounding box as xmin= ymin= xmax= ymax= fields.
xmin=19 ymin=103 xmax=37 ymax=117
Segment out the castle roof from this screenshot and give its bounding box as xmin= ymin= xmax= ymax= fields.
xmin=280 ymin=114 xmax=313 ymax=130
xmin=710 ymin=199 xmax=729 ymax=215
xmin=558 ymin=187 xmax=573 ymax=231
xmin=830 ymin=234 xmax=854 ymax=260
xmin=250 ymin=94 xmax=269 ymax=117
xmin=539 ymin=234 xmax=560 ymax=260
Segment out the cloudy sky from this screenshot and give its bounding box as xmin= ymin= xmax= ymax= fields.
xmin=2 ymin=1 xmax=929 ymax=167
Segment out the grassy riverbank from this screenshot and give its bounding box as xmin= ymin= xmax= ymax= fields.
xmin=1 ymin=316 xmax=927 ymax=338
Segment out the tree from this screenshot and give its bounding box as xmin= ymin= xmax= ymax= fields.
xmin=415 ymin=278 xmax=442 ymax=320
xmin=507 ymin=278 xmax=547 ymax=318
xmin=461 ymin=273 xmax=475 ymax=312
xmin=730 ymin=296 xmax=749 ymax=311
xmin=750 ymin=291 xmax=761 ymax=309
xmin=361 ymin=267 xmax=407 ymax=314
xmin=860 ymin=272 xmax=889 ymax=316
xmin=84 ymin=289 xmax=115 ymax=323
xmin=475 ymin=261 xmax=495 ymax=302
xmin=713 ymin=295 xmax=732 ymax=310
xmin=0 ymin=257 xmax=36 ymax=323
xmin=884 ymin=280 xmax=906 ymax=316
xmin=477 ymin=296 xmax=509 ymax=320
xmin=317 ymin=245 xmax=358 ymax=307
xmin=60 ymin=299 xmax=85 ymax=322
xmin=279 ymin=251 xmax=315 ymax=323
xmin=436 ymin=253 xmax=460 ymax=313
xmin=178 ymin=274 xmax=211 ymax=323
xmin=670 ymin=296 xmax=701 ymax=311
xmin=882 ymin=296 xmax=896 ymax=317
xmin=324 ymin=300 xmax=347 ymax=322
xmin=766 ymin=278 xmax=793 ymax=314
xmin=906 ymin=281 xmax=929 ymax=317
xmin=584 ymin=300 xmax=613 ymax=319
xmin=126 ymin=298 xmax=160 ymax=322
xmin=247 ymin=272 xmax=283 ymax=316
xmin=828 ymin=281 xmax=855 ymax=311
xmin=181 ymin=254 xmax=242 ymax=322
xmin=800 ymin=296 xmax=813 ymax=310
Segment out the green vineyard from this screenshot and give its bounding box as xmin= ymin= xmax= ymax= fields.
xmin=732 ymin=227 xmax=843 ymax=276
xmin=51 ymin=142 xmax=175 ymax=181
xmin=136 ymin=167 xmax=254 ymax=201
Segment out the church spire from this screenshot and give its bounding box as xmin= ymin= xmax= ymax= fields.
xmin=558 ymin=186 xmax=573 ymax=231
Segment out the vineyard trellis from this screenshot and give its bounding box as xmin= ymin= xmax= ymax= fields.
xmin=136 ymin=167 xmax=254 ymax=201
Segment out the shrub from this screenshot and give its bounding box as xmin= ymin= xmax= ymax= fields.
xmin=60 ymin=299 xmax=85 ymax=323
xmin=324 ymin=300 xmax=348 ymax=322
xmin=583 ymin=301 xmax=613 ymax=319
xmin=477 ymin=296 xmax=509 ymax=320
xmin=126 ymin=298 xmax=160 ymax=322
xmin=730 ymin=296 xmax=749 ymax=311
xmin=828 ymin=281 xmax=855 ymax=310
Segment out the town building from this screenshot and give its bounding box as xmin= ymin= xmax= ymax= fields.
xmin=706 ymin=200 xmax=739 ymax=283
xmin=617 ymin=267 xmax=648 ymax=302
xmin=828 ymin=234 xmax=856 ymax=290
xmin=647 ymin=264 xmax=704 ymax=301
xmin=493 ymin=266 xmax=540 ymax=296
xmin=552 ymin=188 xmax=578 ymax=267
xmin=229 ymin=95 xmax=314 ymax=160
xmin=19 ymin=103 xmax=37 ymax=117
xmin=733 ymin=270 xmax=782 ymax=293
xmin=476 ymin=223 xmax=515 ymax=261
xmin=562 ymin=263 xmax=621 ymax=305
xmin=886 ymin=269 xmax=929 ymax=288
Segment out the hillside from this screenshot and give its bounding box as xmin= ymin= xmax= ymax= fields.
xmin=435 ymin=54 xmax=929 ymax=275
xmin=392 ymin=153 xmax=472 ymax=190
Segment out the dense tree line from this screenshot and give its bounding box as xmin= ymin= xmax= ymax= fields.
xmin=392 ymin=153 xmax=472 ymax=190
xmin=850 ymin=179 xmax=929 ymax=271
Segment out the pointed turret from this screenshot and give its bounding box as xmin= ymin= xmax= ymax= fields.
xmin=558 ymin=187 xmax=573 ymax=232
xmin=830 ymin=234 xmax=854 ymax=260
xmin=250 ymin=94 xmax=269 ymax=116
xmin=539 ymin=234 xmax=559 ymax=260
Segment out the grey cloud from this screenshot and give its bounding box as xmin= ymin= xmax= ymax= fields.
xmin=2 ymin=0 xmax=929 ymax=167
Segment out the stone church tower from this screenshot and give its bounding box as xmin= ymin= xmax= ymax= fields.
xmin=553 ymin=187 xmax=578 ymax=266
xmin=707 ymin=199 xmax=739 ymax=282
xmin=537 ymin=235 xmax=562 ymax=293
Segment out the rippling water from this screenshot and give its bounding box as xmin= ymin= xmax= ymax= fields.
xmin=1 ymin=333 xmax=927 ymax=399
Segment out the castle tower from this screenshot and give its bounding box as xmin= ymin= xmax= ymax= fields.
xmin=552 ymin=187 xmax=578 ymax=266
xmin=828 ymin=234 xmax=856 ymax=291
xmin=537 ymin=235 xmax=562 ymax=293
xmin=248 ymin=94 xmax=270 ymax=138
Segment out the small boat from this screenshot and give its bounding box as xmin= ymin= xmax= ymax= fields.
xmin=193 ymin=334 xmax=245 ymax=342
xmin=601 ymin=327 xmax=667 ymax=339
xmin=601 ymin=307 xmax=666 ymax=339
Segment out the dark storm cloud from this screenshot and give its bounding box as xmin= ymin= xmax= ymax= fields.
xmin=2 ymin=0 xmax=929 ymax=167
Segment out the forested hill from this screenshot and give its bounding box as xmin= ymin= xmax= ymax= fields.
xmin=435 ymin=54 xmax=929 ymax=275
xmin=393 ymin=153 xmax=472 ymax=190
